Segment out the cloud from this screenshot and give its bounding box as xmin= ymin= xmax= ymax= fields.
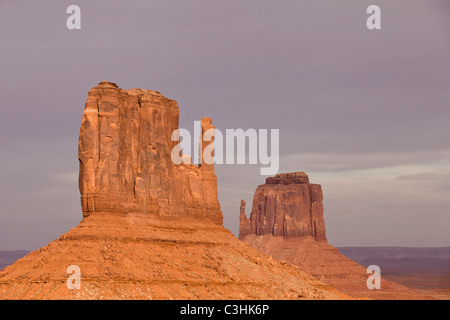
xmin=397 ymin=172 xmax=450 ymax=181
xmin=279 ymin=149 xmax=450 ymax=173
xmin=313 ymin=166 xmax=450 ymax=247
xmin=53 ymin=171 xmax=79 ymax=182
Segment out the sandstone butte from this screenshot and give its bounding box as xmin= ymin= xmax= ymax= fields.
xmin=0 ymin=81 xmax=348 ymax=300
xmin=239 ymin=172 xmax=437 ymax=300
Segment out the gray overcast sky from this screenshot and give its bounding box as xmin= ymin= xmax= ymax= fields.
xmin=1 ymin=1 xmax=449 ymax=250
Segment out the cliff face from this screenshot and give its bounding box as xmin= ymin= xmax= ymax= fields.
xmin=0 ymin=82 xmax=347 ymax=300
xmin=78 ymin=81 xmax=221 ymax=224
xmin=239 ymin=172 xmax=326 ymax=241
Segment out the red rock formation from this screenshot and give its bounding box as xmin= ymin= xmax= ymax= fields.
xmin=239 ymin=200 xmax=252 ymax=238
xmin=79 ymin=81 xmax=222 ymax=224
xmin=0 ymin=82 xmax=347 ymax=300
xmin=239 ymin=172 xmax=437 ymax=300
xmin=239 ymin=172 xmax=326 ymax=241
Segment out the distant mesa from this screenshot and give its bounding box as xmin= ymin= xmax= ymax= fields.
xmin=239 ymin=172 xmax=326 ymax=241
xmin=239 ymin=172 xmax=437 ymax=300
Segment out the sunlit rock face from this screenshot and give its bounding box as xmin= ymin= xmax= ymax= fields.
xmin=78 ymin=81 xmax=222 ymax=224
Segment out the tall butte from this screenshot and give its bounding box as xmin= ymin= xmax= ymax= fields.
xmin=0 ymin=81 xmax=346 ymax=299
xmin=239 ymin=172 xmax=436 ymax=299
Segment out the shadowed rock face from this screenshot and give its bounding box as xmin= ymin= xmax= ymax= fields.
xmin=78 ymin=81 xmax=222 ymax=224
xmin=239 ymin=172 xmax=326 ymax=240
